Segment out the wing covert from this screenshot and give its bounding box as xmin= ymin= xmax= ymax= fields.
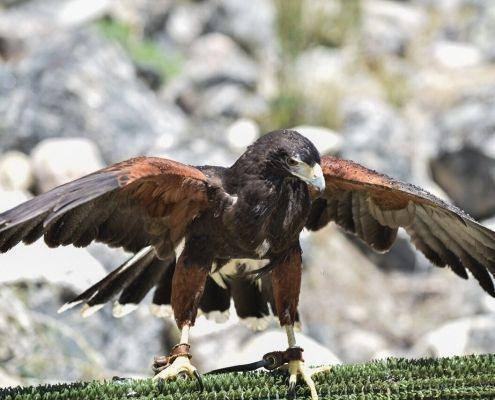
xmin=0 ymin=157 xmax=210 ymax=256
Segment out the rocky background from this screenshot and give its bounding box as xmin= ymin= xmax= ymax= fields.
xmin=1 ymin=0 xmax=495 ymax=387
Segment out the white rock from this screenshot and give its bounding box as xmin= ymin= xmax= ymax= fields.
xmin=217 ymin=329 xmax=341 ymax=368
xmin=31 ymin=137 xmax=104 ymax=192
xmin=433 ymin=41 xmax=483 ymax=69
xmin=415 ymin=317 xmax=475 ymax=357
xmin=166 ymin=3 xmax=208 ymax=46
xmin=0 ymin=241 xmax=107 ymax=293
xmin=0 ymin=188 xmax=31 ymax=209
xmin=292 ymin=126 xmax=342 ymax=155
xmin=226 ymin=118 xmax=260 ymax=151
xmin=340 ymin=329 xmax=388 ymax=361
xmin=0 ymin=367 xmax=21 ymax=388
xmin=0 ymin=151 xmax=33 ymax=191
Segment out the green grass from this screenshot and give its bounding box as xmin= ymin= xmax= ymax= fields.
xmin=3 ymin=354 xmax=495 ymax=399
xmin=96 ymin=18 xmax=183 ymax=80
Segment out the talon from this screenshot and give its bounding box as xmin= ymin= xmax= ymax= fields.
xmin=193 ymin=370 xmax=204 ymax=391
xmin=153 ymin=355 xmax=200 ymax=387
xmin=288 ymin=381 xmax=296 ymax=399
xmin=286 ymin=360 xmax=328 ymax=400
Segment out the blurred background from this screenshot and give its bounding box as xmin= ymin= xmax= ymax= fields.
xmin=1 ymin=0 xmax=495 ymax=387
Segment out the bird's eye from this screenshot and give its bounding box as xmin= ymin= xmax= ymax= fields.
xmin=286 ymin=157 xmax=298 ymax=167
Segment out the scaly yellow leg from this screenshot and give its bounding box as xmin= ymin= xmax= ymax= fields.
xmin=284 ymin=326 xmax=331 ymax=400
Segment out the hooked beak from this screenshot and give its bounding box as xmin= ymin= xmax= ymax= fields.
xmin=291 ymin=162 xmax=326 ymax=193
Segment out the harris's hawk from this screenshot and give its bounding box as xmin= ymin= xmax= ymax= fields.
xmin=2 ymin=129 xmax=495 ymax=399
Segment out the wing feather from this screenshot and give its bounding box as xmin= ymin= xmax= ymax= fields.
xmin=0 ymin=157 xmax=210 ymax=254
xmin=308 ymin=156 xmax=495 ymax=296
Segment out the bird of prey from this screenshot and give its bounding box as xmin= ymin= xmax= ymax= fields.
xmin=1 ymin=129 xmax=495 ymax=399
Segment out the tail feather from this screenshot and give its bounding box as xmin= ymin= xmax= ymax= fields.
xmin=58 ymin=249 xmax=299 ymax=331
xmin=113 ymin=255 xmax=173 ymax=317
xmin=59 ymin=246 xmax=156 ymax=316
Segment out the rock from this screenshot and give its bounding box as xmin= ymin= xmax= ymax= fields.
xmin=292 ymin=126 xmax=342 ymax=155
xmin=300 ymin=225 xmax=486 ymax=362
xmin=194 ymin=83 xmax=268 ymax=119
xmin=31 ymin=138 xmax=104 ymax=192
xmin=0 ymin=367 xmax=21 ymax=388
xmin=152 ymin=119 xmax=237 ymax=167
xmin=362 ymin=0 xmax=427 ymax=58
xmin=108 ymin=0 xmax=174 ymax=37
xmin=226 ymin=118 xmax=260 ymax=152
xmin=432 ymin=41 xmax=483 ymax=69
xmin=185 ymin=33 xmax=259 ymax=89
xmin=0 ymin=151 xmax=33 ymax=191
xmin=0 ymin=283 xmax=169 ymax=383
xmin=0 ymin=0 xmax=112 ymax=42
xmin=340 ymin=97 xmax=412 ymax=181
xmin=430 ymin=148 xmax=495 ymax=219
xmin=414 ymin=315 xmax=495 ymax=357
xmin=217 ymin=329 xmax=341 ymax=369
xmin=0 ymin=240 xmax=108 ymax=293
xmin=339 ymin=329 xmax=388 ymax=361
xmin=1 ymin=28 xmax=187 ymax=162
xmin=165 ymin=3 xmax=211 ymax=46
xmin=210 ymin=0 xmax=278 ymax=55
xmin=433 ymin=86 xmax=495 ymax=159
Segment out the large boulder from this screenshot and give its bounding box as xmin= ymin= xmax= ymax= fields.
xmin=430 ymin=147 xmax=495 ymax=220
xmin=0 ymin=151 xmax=33 ymax=191
xmin=414 ymin=314 xmax=495 ymax=357
xmin=1 ymin=28 xmax=187 ymax=163
xmin=31 ymin=137 xmax=104 ymax=192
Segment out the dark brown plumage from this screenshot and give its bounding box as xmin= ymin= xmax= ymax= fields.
xmin=1 ymin=129 xmax=495 ymax=397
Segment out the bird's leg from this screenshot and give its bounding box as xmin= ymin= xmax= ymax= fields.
xmin=269 ymin=246 xmax=329 ymax=400
xmin=153 ymin=325 xmax=202 ymax=388
xmin=284 ymin=325 xmax=331 ymax=400
xmin=153 ymin=248 xmax=210 ymax=390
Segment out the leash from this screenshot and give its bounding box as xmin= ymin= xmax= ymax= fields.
xmin=206 ymin=346 xmax=304 ymax=375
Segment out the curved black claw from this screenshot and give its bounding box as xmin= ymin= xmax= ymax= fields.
xmin=193 ymin=370 xmax=204 ymax=391
xmin=288 ymin=381 xmax=296 ymax=399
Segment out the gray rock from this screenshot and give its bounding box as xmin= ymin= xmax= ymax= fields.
xmin=362 ymin=0 xmax=427 ymax=57
xmin=210 ymin=0 xmax=278 ymax=55
xmin=430 ymin=147 xmax=495 ymax=219
xmin=0 ymin=283 xmax=170 ymax=383
xmin=152 ymin=119 xmax=237 ymax=167
xmin=300 ymin=225 xmax=486 ymax=362
xmin=1 ymin=28 xmax=187 ymax=163
xmin=194 ymin=83 xmax=268 ymax=119
xmin=31 ymin=137 xmax=104 ymax=192
xmin=185 ymin=33 xmax=259 ymax=89
xmin=341 ymin=97 xmax=425 ymax=183
xmin=434 ymin=86 xmax=495 ymax=159
xmin=0 ymin=0 xmax=112 ymax=42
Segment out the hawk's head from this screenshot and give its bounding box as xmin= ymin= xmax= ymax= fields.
xmin=249 ymin=129 xmax=325 ymax=193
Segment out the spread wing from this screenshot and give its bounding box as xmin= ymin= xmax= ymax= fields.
xmin=0 ymin=157 xmax=210 ymax=258
xmin=306 ymin=156 xmax=495 ymax=296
